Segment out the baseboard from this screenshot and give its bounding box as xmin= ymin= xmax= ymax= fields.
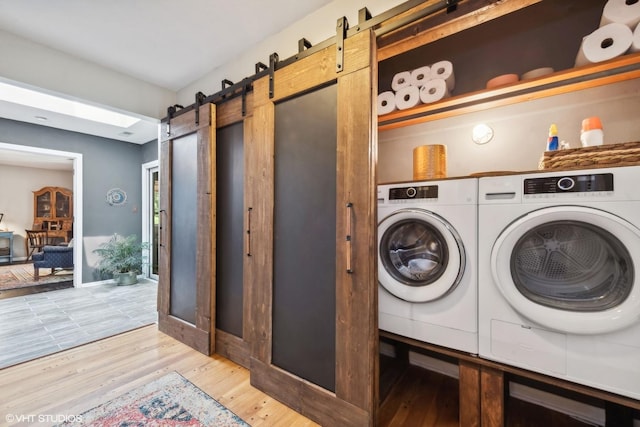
xmin=77 ymin=275 xmax=152 ymax=288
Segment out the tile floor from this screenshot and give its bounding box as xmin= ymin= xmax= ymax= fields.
xmin=0 ymin=279 xmax=158 ymax=369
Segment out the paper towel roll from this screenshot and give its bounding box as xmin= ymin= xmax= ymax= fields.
xmin=632 ymin=22 xmax=640 ymax=52
xmin=391 ymin=71 xmax=412 ymax=92
xmin=377 ymin=91 xmax=397 ymax=116
xmin=575 ymin=23 xmax=633 ymax=67
xmin=410 ymin=66 xmax=431 ymax=87
xmin=430 ymin=60 xmax=455 ymax=92
xmin=600 ymin=0 xmax=640 ymax=29
xmin=419 ymin=79 xmax=450 ymax=104
xmin=395 ymin=85 xmax=421 ymax=110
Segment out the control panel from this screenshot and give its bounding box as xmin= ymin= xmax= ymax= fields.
xmin=524 ymin=173 xmax=613 ymax=194
xmin=388 ymin=185 xmax=439 ymax=200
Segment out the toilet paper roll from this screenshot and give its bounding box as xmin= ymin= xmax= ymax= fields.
xmin=600 ymin=0 xmax=640 ymax=29
xmin=430 ymin=60 xmax=455 ymax=92
xmin=395 ymin=85 xmax=421 ymax=110
xmin=391 ymin=71 xmax=412 ymax=92
xmin=632 ymin=22 xmax=640 ymax=52
xmin=419 ymin=79 xmax=450 ymax=104
xmin=410 ymin=66 xmax=431 ymax=87
xmin=575 ymin=23 xmax=633 ymax=67
xmin=377 ymin=91 xmax=397 ymax=116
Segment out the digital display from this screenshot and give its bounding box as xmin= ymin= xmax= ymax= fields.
xmin=524 ymin=173 xmax=613 ymax=194
xmin=388 ymin=185 xmax=439 ymax=200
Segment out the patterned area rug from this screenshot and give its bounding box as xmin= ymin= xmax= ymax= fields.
xmin=58 ymin=372 xmax=250 ymax=426
xmin=0 ymin=263 xmax=73 ymax=290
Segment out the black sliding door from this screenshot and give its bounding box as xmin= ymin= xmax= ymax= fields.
xmin=216 ymin=122 xmax=245 ymax=338
xmin=272 ymin=84 xmax=338 ymax=391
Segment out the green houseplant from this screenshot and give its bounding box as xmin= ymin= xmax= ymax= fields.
xmin=94 ymin=233 xmax=149 ymax=285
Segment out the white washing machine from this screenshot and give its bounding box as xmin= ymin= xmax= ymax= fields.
xmin=478 ymin=166 xmax=640 ymax=400
xmin=378 ymin=178 xmax=478 ymax=354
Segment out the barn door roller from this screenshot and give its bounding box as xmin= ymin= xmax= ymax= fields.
xmin=335 ymin=16 xmax=348 ymax=73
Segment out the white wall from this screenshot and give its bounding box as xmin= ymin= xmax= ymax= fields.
xmin=0 ymin=165 xmax=73 ymax=258
xmin=177 ymin=0 xmax=405 ymax=105
xmin=378 ymin=78 xmax=640 ymax=183
xmin=0 ymin=29 xmax=175 ymax=120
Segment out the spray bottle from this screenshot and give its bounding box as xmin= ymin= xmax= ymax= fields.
xmin=546 ymin=124 xmax=559 ymax=151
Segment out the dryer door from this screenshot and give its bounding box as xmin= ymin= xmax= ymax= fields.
xmin=378 ymin=208 xmax=465 ymax=302
xmin=492 ymin=206 xmax=640 ymax=334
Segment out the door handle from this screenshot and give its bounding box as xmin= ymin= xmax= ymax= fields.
xmin=159 ymin=209 xmax=166 ymax=247
xmin=246 ymin=207 xmax=253 ymax=257
xmin=346 ymin=202 xmax=354 ymax=274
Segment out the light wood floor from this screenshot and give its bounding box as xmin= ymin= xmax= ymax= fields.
xmin=0 ymin=325 xmax=318 ymax=427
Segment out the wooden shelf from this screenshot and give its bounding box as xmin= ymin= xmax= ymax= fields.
xmin=378 ymin=53 xmax=640 ymax=131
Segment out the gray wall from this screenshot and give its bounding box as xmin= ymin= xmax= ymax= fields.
xmin=0 ymin=117 xmax=157 ymax=283
xmin=142 ymin=139 xmax=159 ymax=164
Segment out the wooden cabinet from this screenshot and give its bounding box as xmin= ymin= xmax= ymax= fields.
xmin=33 ymin=186 xmax=73 ymax=243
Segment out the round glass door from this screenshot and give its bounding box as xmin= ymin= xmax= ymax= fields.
xmin=378 ymin=208 xmax=465 ymax=302
xmin=492 ymin=206 xmax=640 ymax=334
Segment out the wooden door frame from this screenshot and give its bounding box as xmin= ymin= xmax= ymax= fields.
xmin=158 ymin=103 xmax=216 ymax=355
xmin=247 ymin=29 xmax=378 ymax=426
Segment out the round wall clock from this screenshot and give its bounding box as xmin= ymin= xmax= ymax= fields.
xmin=106 ymin=188 xmax=127 ymax=206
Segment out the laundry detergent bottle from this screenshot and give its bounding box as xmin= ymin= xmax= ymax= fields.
xmin=546 ymin=123 xmax=559 ymax=151
xmin=581 ymin=117 xmax=604 ymax=147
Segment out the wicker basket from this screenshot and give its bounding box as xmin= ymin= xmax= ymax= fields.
xmin=540 ymin=141 xmax=640 ymax=170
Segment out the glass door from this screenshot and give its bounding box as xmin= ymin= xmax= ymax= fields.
xmin=150 ymin=167 xmax=159 ymax=280
xmin=143 ymin=161 xmax=159 ymax=280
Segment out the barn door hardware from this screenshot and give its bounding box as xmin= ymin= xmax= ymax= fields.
xmin=255 ymin=61 xmax=268 ymax=74
xmin=298 ymin=38 xmax=313 ymax=53
xmin=335 ymin=16 xmax=348 ymax=73
xmin=222 ymin=79 xmax=234 ymax=89
xmin=241 ymin=78 xmax=251 ymax=116
xmin=194 ymin=91 xmax=206 ymax=126
xmin=373 ymin=0 xmax=459 ymax=37
xmin=165 ymin=104 xmax=184 ymax=136
xmin=358 ymin=7 xmax=372 ymax=25
xmin=269 ymin=52 xmax=279 ymax=99
xmin=445 ymin=0 xmax=458 ymax=13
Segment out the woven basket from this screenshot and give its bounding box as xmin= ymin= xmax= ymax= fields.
xmin=540 ymin=141 xmax=640 ymax=170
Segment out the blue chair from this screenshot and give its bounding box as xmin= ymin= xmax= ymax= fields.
xmin=32 ymin=245 xmax=73 ymax=280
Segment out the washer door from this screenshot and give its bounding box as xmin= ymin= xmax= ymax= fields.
xmin=378 ymin=208 xmax=465 ymax=302
xmin=492 ymin=206 xmax=640 ymax=334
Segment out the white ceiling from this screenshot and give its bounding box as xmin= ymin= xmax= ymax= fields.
xmin=0 ymin=0 xmax=333 ymax=166
xmin=0 ymin=0 xmax=333 ymax=92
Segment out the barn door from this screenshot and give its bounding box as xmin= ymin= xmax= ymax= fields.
xmin=247 ymin=29 xmax=378 ymax=426
xmin=158 ymin=103 xmax=215 ymax=355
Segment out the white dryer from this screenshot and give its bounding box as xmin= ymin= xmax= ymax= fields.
xmin=378 ymin=178 xmax=478 ymax=354
xmin=478 ymin=166 xmax=640 ymax=400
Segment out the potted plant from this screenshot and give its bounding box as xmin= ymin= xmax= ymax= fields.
xmin=94 ymin=233 xmax=149 ymax=285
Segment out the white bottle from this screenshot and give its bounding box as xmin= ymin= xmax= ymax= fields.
xmin=580 ymin=117 xmax=604 ymax=147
